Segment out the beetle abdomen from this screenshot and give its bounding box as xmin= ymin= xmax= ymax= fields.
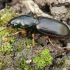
xmin=37 ymin=17 xmax=70 ymax=37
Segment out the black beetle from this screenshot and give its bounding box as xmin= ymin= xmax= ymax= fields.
xmin=7 ymin=15 xmax=70 ymax=38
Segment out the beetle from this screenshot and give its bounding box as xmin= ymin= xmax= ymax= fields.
xmin=7 ymin=15 xmax=70 ymax=38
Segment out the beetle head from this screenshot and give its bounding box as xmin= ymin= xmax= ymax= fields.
xmin=7 ymin=19 xmax=22 ymax=28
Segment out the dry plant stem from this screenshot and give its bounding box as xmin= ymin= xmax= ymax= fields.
xmin=46 ymin=36 xmax=64 ymax=51
xmin=22 ymin=0 xmax=52 ymax=18
xmin=32 ymin=33 xmax=35 ymax=47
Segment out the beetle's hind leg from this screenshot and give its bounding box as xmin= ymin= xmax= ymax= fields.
xmin=46 ymin=36 xmax=55 ymax=47
xmin=46 ymin=36 xmax=64 ymax=51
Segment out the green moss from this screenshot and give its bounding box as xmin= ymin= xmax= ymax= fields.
xmin=0 ymin=28 xmax=14 ymax=53
xmin=26 ymin=38 xmax=32 ymax=45
xmin=19 ymin=57 xmax=26 ymax=69
xmin=19 ymin=57 xmax=34 ymax=70
xmin=16 ymin=42 xmax=24 ymax=52
xmin=0 ymin=61 xmax=7 ymax=70
xmin=24 ymin=65 xmax=34 ymax=70
xmin=10 ymin=36 xmax=15 ymax=43
xmin=56 ymin=58 xmax=66 ymax=67
xmin=33 ymin=49 xmax=53 ymax=69
xmin=36 ymin=58 xmax=46 ymax=68
xmin=0 ymin=29 xmax=8 ymax=37
xmin=0 ymin=7 xmax=14 ymax=26
xmin=0 ymin=29 xmax=15 ymax=54
xmin=23 ymin=38 xmax=33 ymax=50
xmin=0 ymin=42 xmax=13 ymax=53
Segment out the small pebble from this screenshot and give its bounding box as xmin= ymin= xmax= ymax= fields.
xmin=62 ymin=68 xmax=67 ymax=70
xmin=66 ymin=60 xmax=70 ymax=66
xmin=67 ymin=43 xmax=70 ymax=48
xmin=26 ymin=59 xmax=32 ymax=64
xmin=51 ymin=6 xmax=67 ymax=15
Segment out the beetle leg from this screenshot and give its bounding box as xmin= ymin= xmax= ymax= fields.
xmin=46 ymin=36 xmax=55 ymax=47
xmin=21 ymin=29 xmax=27 ymax=35
xmin=11 ymin=29 xmax=27 ymax=36
xmin=46 ymin=36 xmax=64 ymax=51
xmin=7 ymin=29 xmax=27 ymax=37
xmin=32 ymin=33 xmax=35 ymax=47
xmin=11 ymin=31 xmax=21 ymax=36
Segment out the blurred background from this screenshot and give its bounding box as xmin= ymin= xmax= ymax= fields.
xmin=0 ymin=0 xmax=19 ymax=9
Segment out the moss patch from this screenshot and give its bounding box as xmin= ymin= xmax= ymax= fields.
xmin=33 ymin=49 xmax=53 ymax=69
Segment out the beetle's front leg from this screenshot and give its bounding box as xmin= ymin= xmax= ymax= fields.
xmin=7 ymin=29 xmax=27 ymax=37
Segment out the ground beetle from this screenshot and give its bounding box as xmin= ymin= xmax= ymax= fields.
xmin=7 ymin=15 xmax=70 ymax=38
